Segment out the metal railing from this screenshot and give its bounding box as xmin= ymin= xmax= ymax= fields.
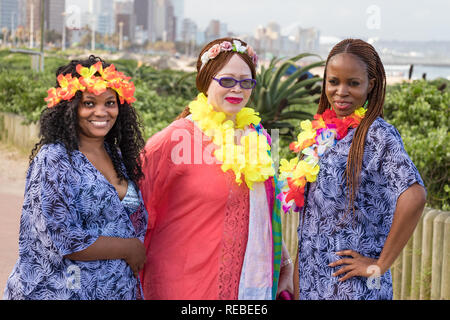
xmin=9 ymin=49 xmax=44 ymax=72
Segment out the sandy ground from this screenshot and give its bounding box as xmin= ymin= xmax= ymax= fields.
xmin=0 ymin=143 xmax=28 ymax=298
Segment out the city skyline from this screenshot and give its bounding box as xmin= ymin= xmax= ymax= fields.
xmin=64 ymin=0 xmax=450 ymax=42
xmin=2 ymin=0 xmax=449 ymax=62
xmin=184 ymin=0 xmax=450 ymax=42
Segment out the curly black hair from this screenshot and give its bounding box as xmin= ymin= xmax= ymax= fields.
xmin=30 ymin=55 xmax=145 ymax=184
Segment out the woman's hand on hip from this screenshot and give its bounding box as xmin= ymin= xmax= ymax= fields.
xmin=328 ymin=250 xmax=383 ymax=282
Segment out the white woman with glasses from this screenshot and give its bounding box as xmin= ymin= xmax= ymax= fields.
xmin=138 ymin=38 xmax=294 ymax=300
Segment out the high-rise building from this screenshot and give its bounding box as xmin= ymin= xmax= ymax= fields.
xmin=153 ymin=0 xmax=166 ymax=41
xmin=17 ymin=0 xmax=27 ymax=27
xmin=252 ymin=22 xmax=320 ymax=57
xmin=204 ymin=19 xmax=220 ymax=44
xmin=0 ymin=0 xmax=19 ymax=30
xmin=91 ymin=0 xmax=114 ymax=35
xmin=46 ymin=0 xmax=64 ymax=33
xmin=219 ymin=22 xmax=227 ymax=38
xmin=134 ymin=0 xmax=177 ymax=43
xmin=115 ymin=0 xmax=135 ymax=41
xmin=266 ymin=21 xmax=281 ymax=56
xmin=24 ymin=0 xmax=65 ymax=35
xmin=294 ymin=27 xmax=320 ymax=53
xmin=181 ymin=17 xmax=196 ymax=43
xmin=134 ymin=0 xmax=150 ymax=31
xmin=134 ymin=0 xmax=155 ymax=42
xmin=25 ymin=0 xmax=39 ymax=42
xmin=171 ymin=0 xmax=183 ymax=41
xmin=75 ymin=0 xmax=114 ymax=35
xmin=154 ymin=0 xmax=177 ymax=42
xmin=266 ymin=22 xmax=280 ymax=37
xmin=165 ymin=0 xmax=175 ymax=42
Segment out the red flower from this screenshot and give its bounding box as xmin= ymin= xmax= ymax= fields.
xmin=285 ymin=177 xmax=306 ymax=208
xmin=321 ymin=109 xmax=337 ymax=122
xmin=289 ymin=141 xmax=300 ymax=153
xmin=44 ymin=87 xmax=60 ymax=107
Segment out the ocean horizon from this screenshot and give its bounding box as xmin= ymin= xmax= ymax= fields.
xmin=384 ymin=64 xmax=450 ymax=80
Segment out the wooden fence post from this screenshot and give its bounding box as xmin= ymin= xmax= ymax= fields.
xmin=400 ymin=235 xmax=413 ymax=299
xmin=430 ymin=212 xmax=450 ymax=299
xmin=410 ymin=208 xmax=428 ymax=299
xmin=0 ymin=112 xmax=39 ymax=154
xmin=392 ymin=250 xmax=403 ymax=300
xmin=441 ymin=216 xmax=450 ymax=300
xmin=419 ymin=210 xmax=440 ymax=299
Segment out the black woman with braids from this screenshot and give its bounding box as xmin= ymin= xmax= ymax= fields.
xmin=3 ymin=56 xmax=147 ymax=300
xmin=278 ymin=39 xmax=426 ymax=299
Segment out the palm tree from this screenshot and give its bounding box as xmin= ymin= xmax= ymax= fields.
xmin=250 ymin=53 xmax=324 ymax=136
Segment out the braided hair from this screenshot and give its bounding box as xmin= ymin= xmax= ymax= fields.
xmin=317 ymin=39 xmax=386 ymax=218
xmin=30 ymin=55 xmax=145 ymax=185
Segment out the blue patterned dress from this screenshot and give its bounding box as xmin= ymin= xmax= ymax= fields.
xmin=297 ymin=117 xmax=424 ymax=300
xmin=3 ymin=143 xmax=147 ymax=300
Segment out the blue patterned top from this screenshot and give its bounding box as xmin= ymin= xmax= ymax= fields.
xmin=297 ymin=117 xmax=424 ymax=300
xmin=3 ymin=143 xmax=147 ymax=300
xmin=122 ymin=180 xmax=142 ymax=216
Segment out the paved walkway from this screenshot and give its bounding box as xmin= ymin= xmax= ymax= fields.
xmin=0 ymin=143 xmax=28 ymax=297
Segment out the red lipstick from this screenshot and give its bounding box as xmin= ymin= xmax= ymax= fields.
xmin=225 ymin=97 xmax=243 ymax=104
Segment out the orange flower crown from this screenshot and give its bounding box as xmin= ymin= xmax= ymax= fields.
xmin=44 ymin=61 xmax=136 ymax=108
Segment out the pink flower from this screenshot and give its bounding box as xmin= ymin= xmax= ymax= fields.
xmin=247 ymin=45 xmax=255 ymax=58
xmin=246 ymin=45 xmax=258 ymax=66
xmin=220 ymin=41 xmax=233 ymax=51
xmin=208 ymin=44 xmax=221 ymax=59
xmin=252 ymin=54 xmax=259 ymax=67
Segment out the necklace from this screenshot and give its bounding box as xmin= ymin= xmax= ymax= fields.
xmin=189 ymin=93 xmax=275 ymax=189
xmin=277 ymin=107 xmax=366 ymax=213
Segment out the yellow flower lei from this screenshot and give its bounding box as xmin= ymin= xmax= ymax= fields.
xmin=189 ymin=93 xmax=275 ymax=189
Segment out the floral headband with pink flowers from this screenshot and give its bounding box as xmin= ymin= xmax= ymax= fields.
xmin=200 ymin=40 xmax=259 ymax=70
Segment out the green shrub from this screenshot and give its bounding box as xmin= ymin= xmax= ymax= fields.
xmin=0 ymin=52 xmax=196 ymax=128
xmin=133 ymin=66 xmax=197 ymax=100
xmin=133 ymin=86 xmax=188 ymax=139
xmin=384 ymin=80 xmax=450 ymax=210
xmin=428 ymin=78 xmax=450 ymax=93
xmin=0 ymin=71 xmax=50 ymax=123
